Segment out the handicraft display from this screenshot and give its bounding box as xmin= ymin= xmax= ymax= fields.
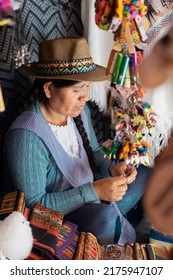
xmin=95 ymin=0 xmax=157 ymax=167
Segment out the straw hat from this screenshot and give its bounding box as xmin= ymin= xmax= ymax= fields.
xmin=21 ymin=36 xmax=107 ymax=82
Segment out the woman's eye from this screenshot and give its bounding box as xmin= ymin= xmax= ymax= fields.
xmin=73 ymin=89 xmax=80 ymax=93
xmin=73 ymin=85 xmax=89 ymax=93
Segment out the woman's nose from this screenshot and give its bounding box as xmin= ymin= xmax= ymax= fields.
xmin=79 ymin=89 xmax=89 ymax=102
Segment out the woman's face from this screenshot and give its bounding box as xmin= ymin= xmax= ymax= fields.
xmin=46 ymin=81 xmax=90 ymax=118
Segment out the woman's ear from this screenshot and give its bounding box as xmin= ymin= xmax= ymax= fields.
xmin=43 ymin=82 xmax=54 ymax=98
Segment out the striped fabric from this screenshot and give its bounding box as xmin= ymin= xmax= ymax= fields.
xmin=38 ymin=57 xmax=96 ymax=76
xmin=48 ymin=221 xmax=80 ymax=260
xmin=0 ymin=190 xmax=25 ymax=220
xmin=74 ymin=232 xmax=103 ymax=260
xmin=84 ymin=232 xmax=103 ymax=260
xmin=150 ymin=227 xmax=173 ymax=251
xmin=29 ymin=202 xmax=63 ymax=255
xmin=26 ymin=249 xmax=49 ymax=260
xmin=74 ymin=231 xmax=86 ymax=260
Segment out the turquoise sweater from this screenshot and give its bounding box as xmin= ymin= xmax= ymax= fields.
xmin=3 ymin=100 xmax=111 ymax=215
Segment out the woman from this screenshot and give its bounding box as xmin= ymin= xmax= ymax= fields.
xmin=140 ymin=26 xmax=173 ymax=237
xmin=3 ymin=37 xmax=150 ymax=244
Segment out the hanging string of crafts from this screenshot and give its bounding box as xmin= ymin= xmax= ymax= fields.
xmin=0 ymin=1 xmax=30 ymax=113
xmin=94 ymin=0 xmax=157 ymax=167
xmin=0 ymin=1 xmax=30 ymax=68
xmin=12 ymin=6 xmax=31 ymax=69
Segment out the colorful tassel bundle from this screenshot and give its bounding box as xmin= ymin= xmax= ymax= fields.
xmin=103 ymin=99 xmax=157 ymax=166
xmin=95 ymin=1 xmax=157 ymax=167
xmin=95 ymin=0 xmax=147 ymax=32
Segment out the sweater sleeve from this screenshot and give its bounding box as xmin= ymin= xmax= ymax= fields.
xmin=4 ymin=129 xmax=99 ymax=215
xmin=84 ymin=105 xmax=111 ymax=178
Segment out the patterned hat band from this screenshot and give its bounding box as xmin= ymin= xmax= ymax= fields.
xmin=37 ymin=57 xmax=96 ymax=76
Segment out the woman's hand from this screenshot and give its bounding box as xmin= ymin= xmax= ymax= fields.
xmin=108 ymin=162 xmax=137 ymax=184
xmin=93 ymin=176 xmax=128 ymax=202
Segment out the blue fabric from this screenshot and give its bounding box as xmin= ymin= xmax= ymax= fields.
xmin=65 ymin=203 xmax=122 ymax=245
xmin=150 ymin=228 xmax=173 ymax=244
xmin=116 ymin=165 xmax=151 ymax=215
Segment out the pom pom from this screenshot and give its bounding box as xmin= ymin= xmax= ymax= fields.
xmin=140 ymin=6 xmax=147 ymax=15
xmin=130 ymin=11 xmax=136 ymax=19
xmin=130 ymin=4 xmax=136 ymax=10
xmin=123 ymin=11 xmax=131 ymax=18
xmin=124 ymin=4 xmax=130 ymax=11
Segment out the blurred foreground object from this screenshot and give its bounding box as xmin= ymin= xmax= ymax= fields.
xmin=143 ymin=158 xmax=173 ymax=236
xmin=139 ymin=25 xmax=173 ymax=88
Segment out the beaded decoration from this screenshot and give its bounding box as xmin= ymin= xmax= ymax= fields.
xmin=95 ymin=0 xmax=157 ymax=167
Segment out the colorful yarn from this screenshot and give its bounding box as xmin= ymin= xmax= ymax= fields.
xmin=95 ymin=0 xmax=148 ymax=31
xmin=102 ymin=100 xmax=157 ymax=166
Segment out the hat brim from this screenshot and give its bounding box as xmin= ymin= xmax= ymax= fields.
xmin=21 ymin=63 xmax=108 ymax=82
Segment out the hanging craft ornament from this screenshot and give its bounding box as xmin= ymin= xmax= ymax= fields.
xmin=106 ymin=99 xmax=157 ymax=166
xmin=95 ymin=0 xmax=147 ymax=32
xmin=0 ymin=0 xmax=28 ymax=68
xmin=12 ymin=4 xmax=31 ymax=69
xmin=95 ymin=0 xmax=157 ymax=167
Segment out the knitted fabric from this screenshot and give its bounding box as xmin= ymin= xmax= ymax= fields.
xmin=7 ymin=109 xmax=94 ymax=188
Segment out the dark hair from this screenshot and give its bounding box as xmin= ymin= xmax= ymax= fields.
xmin=34 ymin=78 xmax=80 ymax=94
xmin=35 ymin=78 xmax=96 ymax=178
xmin=73 ymin=115 xmax=96 ymax=179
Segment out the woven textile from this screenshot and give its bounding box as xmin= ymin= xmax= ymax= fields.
xmin=74 ymin=232 xmax=103 ymax=260
xmin=74 ymin=231 xmax=86 ymax=260
xmin=26 ymin=249 xmax=49 ymax=260
xmin=29 ymin=202 xmax=63 ymax=255
xmin=150 ymin=227 xmax=173 ymax=251
xmin=102 ymin=242 xmax=169 ymax=260
xmin=38 ymin=57 xmax=96 ymax=76
xmin=0 ymin=190 xmax=25 ymax=220
xmin=47 ymin=221 xmax=80 ymax=260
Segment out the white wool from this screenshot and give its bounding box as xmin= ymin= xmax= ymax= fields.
xmin=143 ymin=25 xmax=173 ymax=160
xmin=143 ymin=80 xmax=173 ymax=162
xmin=0 ymin=212 xmax=33 ymax=260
